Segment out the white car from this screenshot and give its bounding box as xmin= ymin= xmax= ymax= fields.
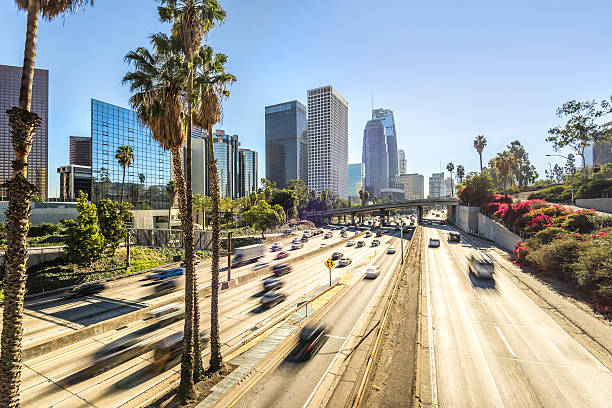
xmin=364 ymin=266 xmax=380 ymax=279
xmin=292 ymin=238 xmax=301 ymax=244
xmin=252 ymin=262 xmax=269 ymax=271
xmin=365 ymin=231 xmax=372 ymax=237
xmin=429 ymin=239 xmax=440 ymax=248
xmin=338 ymin=257 xmax=352 ymax=266
xmin=346 ymin=240 xmax=355 ymax=246
xmin=271 ymin=242 xmax=282 ymax=251
xmin=387 ymin=246 xmax=396 ymax=254
xmin=292 ymin=242 xmax=304 ymax=250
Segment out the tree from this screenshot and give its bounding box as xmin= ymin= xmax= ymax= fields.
xmin=193 ymin=194 xmax=210 ymax=227
xmin=62 ymin=192 xmax=104 ymax=265
xmin=97 ymin=199 xmax=131 ymax=255
xmin=547 ymin=99 xmax=608 ymax=176
xmin=492 ymin=152 xmax=514 ymax=193
xmin=565 ymin=153 xmax=576 ymax=176
xmin=270 ymin=189 xmax=297 ymax=220
xmin=242 ymin=200 xmax=285 ymax=238
xmin=286 ymin=180 xmax=309 ymax=217
xmin=166 ymin=180 xmax=177 ymax=229
xmin=553 ymin=164 xmax=565 ymax=183
xmin=473 ymin=135 xmax=487 ymax=172
xmin=358 ymin=188 xmax=369 ymax=206
xmin=115 ymin=145 xmax=134 ymax=203
xmin=457 ymin=172 xmax=494 ymax=206
xmin=446 ymin=162 xmax=455 ymax=196
xmin=1 ymin=1 xmax=94 ymax=405
xmin=507 ymin=140 xmax=538 ymax=187
xmin=456 ymin=165 xmax=465 ymax=184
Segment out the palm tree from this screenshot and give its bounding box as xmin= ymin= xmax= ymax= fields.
xmin=473 ymin=135 xmax=487 ymax=172
xmin=446 ymin=162 xmax=455 ymax=196
xmin=115 ymin=145 xmax=134 ymax=203
xmin=493 ymin=152 xmax=513 ymax=193
xmin=166 ymin=180 xmax=177 ymax=229
xmin=2 ymin=2 xmax=93 ymax=406
xmin=456 ymin=165 xmax=465 ymax=184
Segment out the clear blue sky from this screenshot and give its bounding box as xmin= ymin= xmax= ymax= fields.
xmin=2 ymin=0 xmax=611 ymax=197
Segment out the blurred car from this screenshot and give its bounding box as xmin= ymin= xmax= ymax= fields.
xmin=261 ymin=291 xmax=286 ymax=308
xmin=275 ymin=251 xmax=289 ymax=259
xmin=376 ymin=231 xmax=383 ymax=237
xmin=448 ymin=232 xmax=460 ymax=242
xmin=300 ymin=236 xmax=309 ymax=242
xmin=371 ymin=239 xmax=380 ymax=247
xmin=341 ymin=232 xmax=348 ymax=238
xmin=271 ymin=242 xmax=283 ymax=251
xmin=346 ymin=240 xmax=355 ymax=246
xmin=69 ymin=282 xmax=106 ymax=298
xmin=263 ymin=277 xmax=283 ymax=292
xmin=338 ymin=257 xmax=352 ymax=266
xmin=153 ymin=278 xmax=183 ymax=294
xmin=294 ymin=325 xmax=328 ymax=361
xmin=283 ymin=229 xmax=292 ymax=235
xmin=153 ymin=331 xmax=210 ymax=371
xmin=180 ymin=258 xmax=201 ymax=268
xmin=387 ymin=246 xmax=396 ymax=254
xmin=272 ymin=263 xmax=292 ymax=276
xmin=429 ymin=238 xmax=440 ymax=247
xmin=324 ymin=232 xmax=333 ymax=239
xmin=150 ymin=267 xmax=184 ymax=280
xmin=469 ymin=253 xmax=495 ymax=278
xmin=331 ymin=251 xmax=343 ymax=260
xmin=365 ymin=231 xmax=372 ymax=237
xmin=356 ymin=241 xmax=365 ymax=248
xmin=291 ymin=242 xmax=304 ymax=250
xmin=292 ymin=237 xmax=301 ymax=244
xmin=252 ymin=262 xmax=270 ymax=271
xmin=440 ymin=219 xmax=447 ymax=225
xmin=364 ymin=266 xmax=380 ymax=279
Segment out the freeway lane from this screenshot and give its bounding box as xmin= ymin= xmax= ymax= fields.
xmin=423 ymin=223 xmax=612 ymax=408
xmin=19 ymin=229 xmax=393 ymax=407
xmin=8 ymin=228 xmax=346 ymax=349
xmin=231 ymin=231 xmax=406 ymax=408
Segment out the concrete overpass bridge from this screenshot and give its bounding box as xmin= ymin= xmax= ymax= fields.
xmin=310 ymin=197 xmax=461 ymax=224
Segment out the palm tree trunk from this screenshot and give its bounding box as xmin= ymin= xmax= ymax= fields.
xmin=120 ymin=167 xmax=126 ymax=203
xmin=207 ymin=124 xmax=223 ymax=372
xmin=172 ymin=146 xmax=195 ymax=402
xmin=479 ymin=152 xmax=483 ymax=172
xmin=1 ymin=2 xmax=41 ymax=406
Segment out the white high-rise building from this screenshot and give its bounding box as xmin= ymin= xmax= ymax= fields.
xmin=307 ymin=85 xmax=349 ymax=198
xmin=398 ymin=149 xmax=407 ymax=175
xmin=396 ymin=173 xmax=424 ymax=200
xmin=429 ymin=172 xmax=445 ymax=198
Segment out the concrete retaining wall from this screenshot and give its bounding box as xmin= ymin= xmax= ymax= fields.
xmin=456 ymin=205 xmax=479 ymax=232
xmin=0 ymin=246 xmax=64 ymax=268
xmin=576 ymin=198 xmax=612 ymax=213
xmin=477 ymin=213 xmax=523 ymax=251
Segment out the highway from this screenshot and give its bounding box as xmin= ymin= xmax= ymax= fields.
xmin=19 ymin=227 xmax=397 ymax=407
xmin=7 ymin=229 xmax=345 ymax=349
xmin=231 ymin=230 xmax=407 ymax=408
xmin=421 ymin=222 xmax=612 ymax=408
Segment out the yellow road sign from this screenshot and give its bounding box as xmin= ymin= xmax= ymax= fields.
xmin=325 ymin=258 xmax=335 ymax=270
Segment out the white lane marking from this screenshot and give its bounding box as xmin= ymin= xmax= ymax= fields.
xmin=324 ymin=335 xmax=347 ymax=340
xmin=494 ymin=324 xmax=517 ymax=359
xmin=425 ymin=232 xmax=439 ymax=408
xmin=302 ymin=236 xmax=401 ymax=408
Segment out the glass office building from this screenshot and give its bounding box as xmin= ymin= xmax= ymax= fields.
xmin=265 ymin=100 xmax=308 ymax=188
xmin=362 ymin=119 xmax=388 ymax=197
xmin=348 ymin=163 xmax=364 ymax=203
xmin=0 ymin=64 xmax=48 ymax=199
xmin=240 ymin=148 xmax=258 ymax=197
xmin=372 ymin=108 xmax=399 ymax=187
xmin=91 ymin=99 xmax=171 ymax=209
xmin=212 ymin=130 xmax=240 ymax=198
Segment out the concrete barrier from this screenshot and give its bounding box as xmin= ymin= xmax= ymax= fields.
xmin=0 ymin=246 xmax=64 ymax=268
xmin=477 ymin=213 xmax=523 ymax=251
xmin=576 ymin=198 xmax=612 ymax=213
xmin=22 ymin=231 xmax=363 ymax=360
xmin=456 ymin=205 xmax=479 ymax=232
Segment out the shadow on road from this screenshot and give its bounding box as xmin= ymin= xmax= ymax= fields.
xmin=468 ymin=272 xmax=496 ymax=289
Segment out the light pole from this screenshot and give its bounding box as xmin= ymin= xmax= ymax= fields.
xmin=400 ymin=219 xmax=404 ymax=265
xmin=546 ymin=154 xmax=574 ymax=203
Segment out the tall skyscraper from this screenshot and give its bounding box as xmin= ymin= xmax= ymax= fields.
xmin=70 ymin=136 xmax=92 ymax=166
xmin=372 ymin=108 xmax=398 ymax=187
xmin=396 ymin=173 xmax=424 ymax=200
xmin=398 ymin=149 xmax=407 ymax=175
xmin=307 ymin=85 xmax=349 ymax=198
xmin=348 ymin=163 xmax=364 ymax=203
xmin=362 ymin=119 xmax=388 ymax=197
xmin=429 ymin=172 xmax=445 ymax=198
xmin=91 ymin=99 xmax=171 ymax=209
xmin=265 ymin=100 xmax=308 ymax=187
xmin=0 ymin=64 xmax=48 ymax=199
xmin=213 ymin=129 xmax=240 ymax=198
xmin=240 ymin=148 xmax=258 ymax=196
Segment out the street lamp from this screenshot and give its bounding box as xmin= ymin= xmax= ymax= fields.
xmin=546 ymin=154 xmax=574 ymax=203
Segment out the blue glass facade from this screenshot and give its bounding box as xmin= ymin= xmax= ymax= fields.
xmin=239 ymin=149 xmax=258 ymax=196
xmin=362 ymin=119 xmax=388 ymax=197
xmin=348 ymin=163 xmax=364 ymax=202
xmin=91 ymin=99 xmax=171 ymax=209
xmin=265 ymin=100 xmax=308 ymax=188
xmin=372 ymin=108 xmax=398 ymax=186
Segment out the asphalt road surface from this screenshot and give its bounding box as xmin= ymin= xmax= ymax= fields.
xmin=19 ymin=227 xmax=397 ymax=407
xmin=422 ymin=222 xmax=612 ymax=408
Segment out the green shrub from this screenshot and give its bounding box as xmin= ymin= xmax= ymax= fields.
xmin=533 ymin=227 xmax=568 ymax=245
xmin=528 ymin=185 xmax=572 ymax=202
xmin=526 ymin=236 xmax=581 ymax=282
xmin=62 ymin=192 xmax=104 ymax=265
xmin=552 ymin=210 xmax=596 ymax=233
xmin=572 ymin=235 xmax=612 ymax=302
xmin=576 ymin=179 xmax=612 ymax=199
xmin=28 ymin=222 xmax=61 ymax=237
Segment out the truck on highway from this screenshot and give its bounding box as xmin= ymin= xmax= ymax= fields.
xmin=469 ymin=253 xmax=494 ymax=279
xmin=232 ymin=244 xmax=265 ymax=267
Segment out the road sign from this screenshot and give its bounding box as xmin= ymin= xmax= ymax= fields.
xmin=325 ymin=258 xmax=335 ymax=270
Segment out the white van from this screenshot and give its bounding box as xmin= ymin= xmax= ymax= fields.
xmin=469 ymin=253 xmax=494 ymax=279
xmin=303 ymin=230 xmax=312 ymax=238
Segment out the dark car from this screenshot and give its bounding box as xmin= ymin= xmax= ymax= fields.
xmin=153 ymin=278 xmax=181 ymax=293
xmin=376 ymin=231 xmax=383 ymax=237
xmin=448 ymin=232 xmax=460 ymax=242
xmin=153 ymin=331 xmax=210 ymax=371
xmin=69 ymin=282 xmax=106 ymax=298
xmin=272 ymin=263 xmax=292 ymax=276
xmin=260 ymin=291 xmax=286 ymax=308
xmin=152 ymin=267 xmax=185 ymax=280
xmin=294 ymin=325 xmax=328 ymax=361
xmin=301 ymin=235 xmax=309 ymax=242
xmin=331 ymin=252 xmax=343 ymax=260
xmin=440 ymin=219 xmax=447 ymax=225
xmin=263 ymin=277 xmax=283 ymax=292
